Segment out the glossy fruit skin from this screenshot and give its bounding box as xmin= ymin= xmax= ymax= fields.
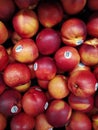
xmin=10 ymin=112 xmax=35 ymax=130
xmin=22 ymin=86 xmax=48 ymax=117
xmin=36 ymin=28 xmax=61 ymax=55
xmin=37 ymin=1 xmax=63 ymax=28
xmin=45 ymin=99 xmax=72 ymax=128
xmin=0 ymin=89 xmax=22 ymax=117
xmin=12 ymin=39 xmax=39 ymax=63
xmin=60 ymin=0 xmax=87 ymax=15
xmin=48 ymin=75 xmax=69 ymax=99
xmin=3 ymin=62 xmax=31 ymax=88
xmin=61 ymin=18 xmax=87 ymax=46
xmin=66 ymin=111 xmax=92 ymax=130
xmin=68 ymin=93 xmax=94 ymax=112
xmin=54 ymin=46 xmax=80 ymax=72
xmin=87 ymin=12 xmax=98 ymax=38
xmin=12 ymin=9 xmax=39 ymax=38
xmin=68 ymin=70 xmax=97 ymax=97
xmin=34 ymin=113 xmax=53 ymax=130
xmin=33 ymin=56 xmax=57 ymax=80
xmin=79 ymin=39 xmax=98 ymax=66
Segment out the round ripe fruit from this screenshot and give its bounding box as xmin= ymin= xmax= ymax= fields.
xmin=45 ymin=99 xmax=72 ymax=128
xmin=3 ymin=62 xmax=31 ymax=88
xmin=48 ymin=75 xmax=69 ymax=99
xmin=12 ymin=39 xmax=39 ymax=63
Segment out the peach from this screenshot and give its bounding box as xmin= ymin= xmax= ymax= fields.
xmin=48 ymin=75 xmax=69 ymax=99
xmin=12 ymin=9 xmax=39 ymax=38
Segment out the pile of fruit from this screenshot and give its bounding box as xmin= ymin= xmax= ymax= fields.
xmin=0 ymin=0 xmax=98 ymax=130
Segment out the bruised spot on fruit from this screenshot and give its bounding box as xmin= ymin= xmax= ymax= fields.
xmin=64 ymin=51 xmax=72 ymax=59
xmin=33 ymin=62 xmax=38 ymax=71
xmin=15 ymin=45 xmax=23 ymax=52
xmin=11 ymin=105 xmax=19 ymax=113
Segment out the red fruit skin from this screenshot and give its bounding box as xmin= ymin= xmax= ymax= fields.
xmin=0 ymin=0 xmax=15 ymax=21
xmin=0 ymin=21 xmax=8 ymax=44
xmin=0 ymin=113 xmax=7 ymax=130
xmin=12 ymin=39 xmax=39 ymax=63
xmin=33 ymin=56 xmax=57 ymax=80
xmin=60 ymin=0 xmax=87 ymax=15
xmin=0 ymin=45 xmax=9 ymax=71
xmin=37 ymin=79 xmax=49 ymax=90
xmin=68 ymin=70 xmax=97 ymax=97
xmin=54 ymin=46 xmax=80 ymax=72
xmin=35 ymin=113 xmax=53 ymax=130
xmin=0 ymin=74 xmax=6 ymax=95
xmin=3 ymin=62 xmax=31 ymax=88
xmin=12 ymin=9 xmax=39 ymax=38
xmin=79 ymin=39 xmax=98 ymax=66
xmin=37 ymin=1 xmax=63 ymax=28
xmin=45 ymin=99 xmax=72 ymax=128
xmin=22 ymin=86 xmax=48 ymax=117
xmin=61 ymin=18 xmax=87 ymax=46
xmin=36 ymin=28 xmax=61 ymax=55
xmin=68 ymin=93 xmax=94 ymax=112
xmin=87 ymin=0 xmax=98 ymax=11
xmin=0 ymin=89 xmax=22 ymax=117
xmin=87 ymin=13 xmax=98 ymax=38
xmin=10 ymin=112 xmax=35 ymax=130
xmin=66 ymin=111 xmax=92 ymax=130
xmin=94 ymin=92 xmax=98 ymax=108
xmin=14 ymin=0 xmax=39 ymax=9
xmin=93 ymin=66 xmax=98 ymax=82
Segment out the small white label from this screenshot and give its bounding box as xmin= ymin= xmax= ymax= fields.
xmin=11 ymin=105 xmax=18 ymax=113
xmin=95 ymin=83 xmax=98 ymax=91
xmin=76 ymin=39 xmax=83 ymax=45
xmin=48 ymin=128 xmax=53 ymax=130
xmin=64 ymin=51 xmax=72 ymax=59
xmin=15 ymin=45 xmax=23 ymax=52
xmin=44 ymin=102 xmax=48 ymax=110
xmin=35 ymin=87 xmax=42 ymax=91
xmin=34 ymin=63 xmax=38 ymax=71
xmin=78 ymin=63 xmax=85 ymax=67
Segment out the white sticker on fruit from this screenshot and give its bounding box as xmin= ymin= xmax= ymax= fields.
xmin=76 ymin=39 xmax=83 ymax=45
xmin=78 ymin=62 xmax=85 ymax=67
xmin=48 ymin=128 xmax=53 ymax=130
xmin=64 ymin=51 xmax=72 ymax=59
xmin=11 ymin=105 xmax=18 ymax=113
xmin=35 ymin=87 xmax=42 ymax=91
xmin=95 ymin=83 xmax=98 ymax=91
xmin=15 ymin=45 xmax=23 ymax=52
xmin=34 ymin=62 xmax=38 ymax=71
xmin=44 ymin=102 xmax=48 ymax=110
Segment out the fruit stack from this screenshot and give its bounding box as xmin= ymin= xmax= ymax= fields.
xmin=0 ymin=0 xmax=98 ymax=130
